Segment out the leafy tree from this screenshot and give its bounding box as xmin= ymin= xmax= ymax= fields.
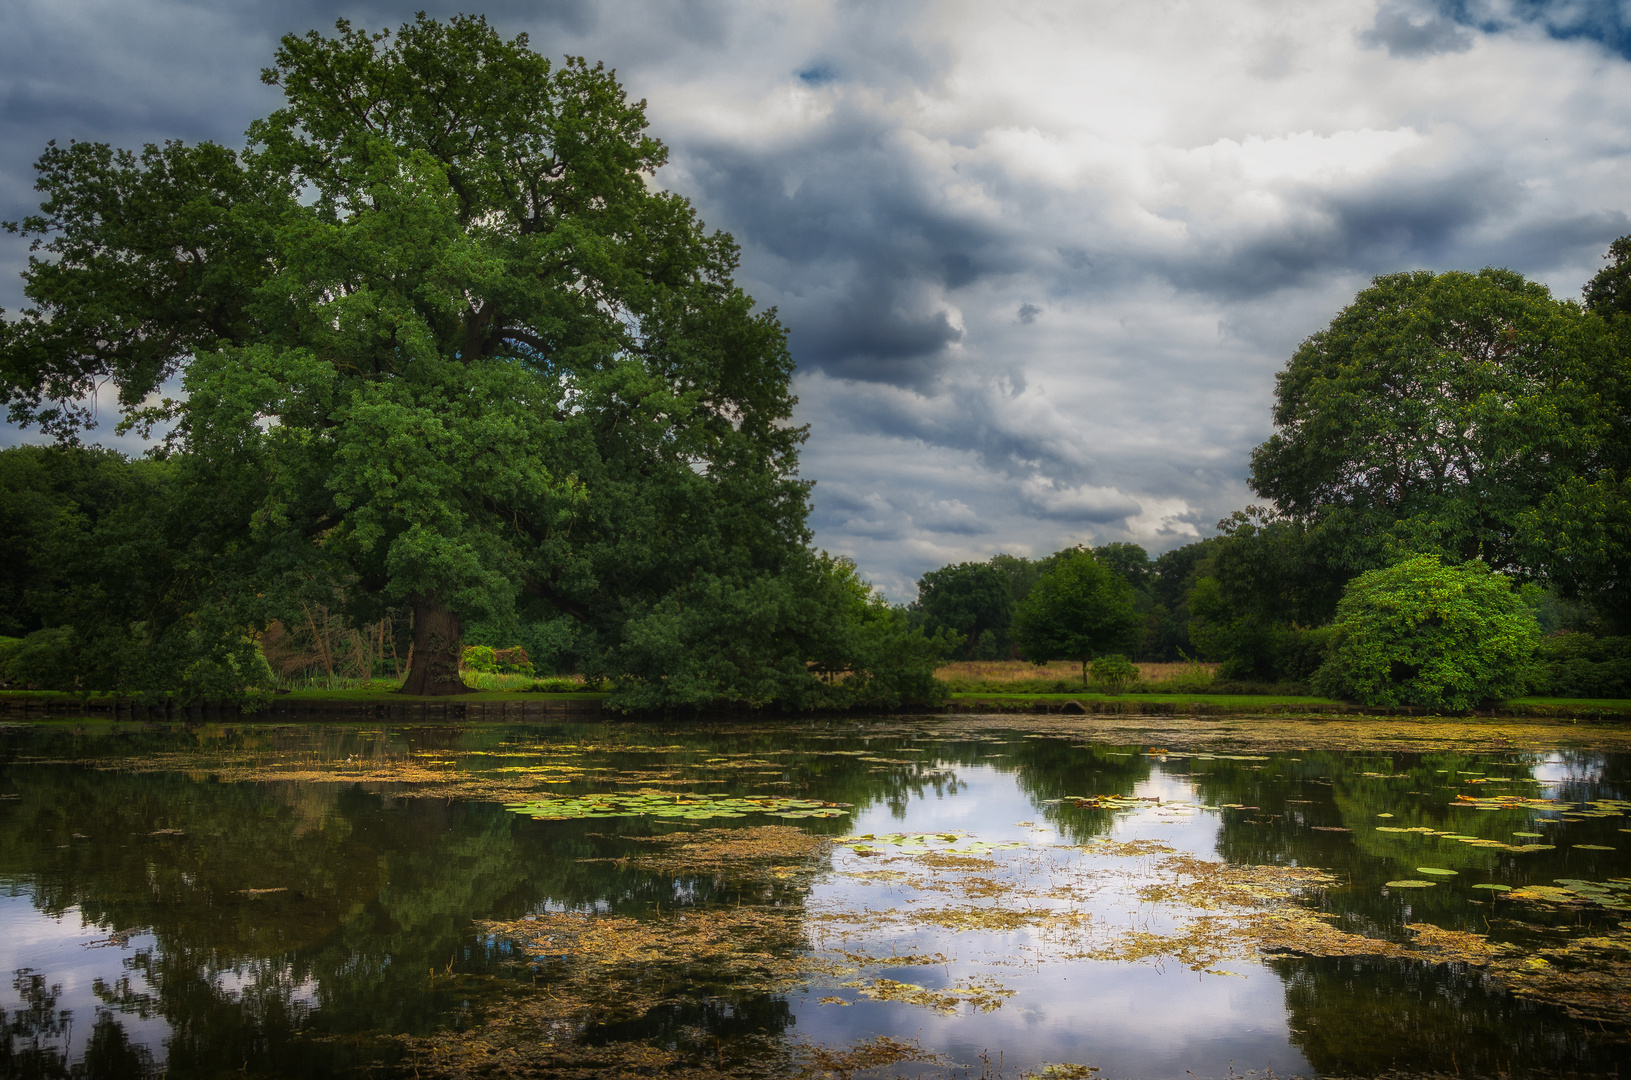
xmin=1136 ymin=538 xmax=1216 ymax=661
xmin=1519 ymin=470 xmax=1631 ymax=630
xmin=913 ymin=561 xmax=1014 ymax=659
xmin=1513 ymin=236 xmax=1631 ymax=627
xmin=1583 ymin=233 xmax=1631 ymax=321
xmin=0 ymin=445 xmax=270 ymax=701
xmin=1183 ymin=509 xmax=1350 ymax=680
xmin=988 ymin=552 xmax=1040 ymax=606
xmin=1012 ymin=548 xmax=1141 ymax=684
xmin=1249 ymin=268 xmax=1611 ymax=575
xmin=1313 ymin=555 xmax=1537 ymax=709
xmin=1 ymin=16 xmax=812 ymax=701
xmin=1091 ymin=542 xmax=1152 ymax=593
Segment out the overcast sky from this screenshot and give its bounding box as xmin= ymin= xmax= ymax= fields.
xmin=3 ymin=0 xmax=1628 ymax=597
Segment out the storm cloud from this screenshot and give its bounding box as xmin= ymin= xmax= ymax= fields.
xmin=3 ymin=0 xmax=1628 ymax=597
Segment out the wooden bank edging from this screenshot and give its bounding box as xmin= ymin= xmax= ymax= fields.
xmin=0 ymin=695 xmax=605 ymax=721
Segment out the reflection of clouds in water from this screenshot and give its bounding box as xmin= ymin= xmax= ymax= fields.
xmin=1128 ymin=767 xmax=1225 ymax=861
xmin=213 ymin=964 xmax=322 ymax=1010
xmin=1533 ymin=753 xmax=1605 ymax=789
xmin=806 ymin=762 xmax=1307 ymax=1078
xmin=0 ymin=895 xmax=169 ymax=1066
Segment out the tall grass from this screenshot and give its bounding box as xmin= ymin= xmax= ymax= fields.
xmin=937 ymin=658 xmax=1222 ymax=695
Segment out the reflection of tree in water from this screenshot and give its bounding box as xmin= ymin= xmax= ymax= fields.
xmin=2 ymin=969 xmax=153 ymax=1080
xmin=998 ymin=739 xmax=1152 ymax=844
xmin=0 ymin=734 xmax=867 ymax=1075
xmin=1276 ymin=954 xmax=1621 ymax=1078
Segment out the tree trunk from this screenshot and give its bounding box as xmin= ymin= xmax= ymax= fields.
xmin=400 ymin=594 xmax=472 ymax=696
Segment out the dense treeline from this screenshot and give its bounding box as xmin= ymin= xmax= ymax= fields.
xmin=912 ymin=243 xmax=1631 ymax=705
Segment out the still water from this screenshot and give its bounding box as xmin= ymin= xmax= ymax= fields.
xmin=1 ymin=714 xmax=1628 ymax=1079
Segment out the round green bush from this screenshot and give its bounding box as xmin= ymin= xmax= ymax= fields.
xmin=1314 ymin=555 xmax=1537 ymax=709
xmin=1090 ymin=653 xmax=1140 ymax=693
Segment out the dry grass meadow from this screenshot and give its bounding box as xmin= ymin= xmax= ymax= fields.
xmin=934 ymin=660 xmax=1220 ymax=685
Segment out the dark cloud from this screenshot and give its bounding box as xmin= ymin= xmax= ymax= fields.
xmin=2 ymin=0 xmax=1628 ymax=598
xmin=1360 ymin=1 xmax=1475 ymax=56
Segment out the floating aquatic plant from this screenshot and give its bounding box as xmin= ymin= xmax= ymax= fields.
xmin=503 ymin=791 xmax=850 ymax=821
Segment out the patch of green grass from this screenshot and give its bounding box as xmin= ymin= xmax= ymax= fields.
xmin=276 ymin=687 xmax=607 ymax=702
xmin=949 ymin=691 xmax=1340 ymax=706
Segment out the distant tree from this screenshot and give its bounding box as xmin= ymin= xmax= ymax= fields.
xmin=1583 ymin=234 xmax=1631 ymax=321
xmin=1012 ymin=548 xmax=1141 ymax=684
xmin=1092 ymin=542 xmax=1152 ymax=593
xmin=989 ymin=552 xmax=1041 ymax=610
xmin=1314 ymin=555 xmax=1537 ymax=709
xmin=914 ymin=561 xmax=1014 ymax=660
xmin=1249 ymin=268 xmax=1611 ymax=575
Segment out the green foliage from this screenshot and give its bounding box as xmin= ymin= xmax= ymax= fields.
xmin=988 ymin=553 xmax=1041 ymax=609
xmin=460 ymin=645 xmax=533 ymax=676
xmin=1089 ymin=653 xmax=1139 ymax=693
xmin=1 ymin=15 xmax=829 ymax=707
xmin=602 ymin=553 xmax=949 ymax=712
xmin=1314 ymin=556 xmax=1538 ymax=709
xmin=1519 ymin=469 xmax=1631 ymax=630
xmin=1012 ymin=548 xmax=1141 ymax=683
xmin=0 ymin=446 xmax=275 ymax=704
xmin=1526 ymin=633 xmax=1631 ymax=698
xmin=1250 ymin=268 xmax=1612 ymax=575
xmin=913 ymin=561 xmax=1014 ymax=659
xmin=2 ymin=627 xmax=77 ymax=690
xmin=1583 ymin=233 xmax=1631 ymax=320
xmin=1092 ymin=543 xmax=1152 ymax=592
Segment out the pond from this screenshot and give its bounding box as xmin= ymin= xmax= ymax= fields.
xmin=1 ymin=713 xmax=1628 ymax=1079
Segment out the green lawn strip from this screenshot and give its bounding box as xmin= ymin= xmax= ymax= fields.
xmin=949 ymin=691 xmax=1339 ymax=706
xmin=277 ymin=688 xmax=607 ymax=702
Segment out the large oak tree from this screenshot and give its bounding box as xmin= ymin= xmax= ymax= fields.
xmin=1 ymin=16 xmax=815 ymax=697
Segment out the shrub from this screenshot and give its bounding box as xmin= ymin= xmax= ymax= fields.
xmin=1314 ymin=556 xmax=1537 ymax=709
xmin=0 ymin=636 xmax=22 ymax=687
xmin=1090 ymin=654 xmax=1139 ymax=693
xmin=2 ymin=627 xmax=78 ymax=690
xmin=1526 ymin=633 xmax=1631 ymax=698
xmin=461 ymin=645 xmax=499 ymax=673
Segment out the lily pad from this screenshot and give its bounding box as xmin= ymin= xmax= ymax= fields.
xmin=1471 ymin=884 xmax=1512 ymax=891
xmin=1573 ymin=844 xmax=1616 ymax=851
xmin=1415 ymin=867 xmax=1458 ymax=876
xmin=1512 ymin=832 xmax=1543 ymax=838
xmin=1386 ymin=880 xmax=1437 ymax=888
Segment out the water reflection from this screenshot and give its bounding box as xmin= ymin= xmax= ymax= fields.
xmin=0 ymin=717 xmax=1626 ymax=1078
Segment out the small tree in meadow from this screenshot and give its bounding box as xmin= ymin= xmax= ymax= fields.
xmin=1013 ymin=548 xmax=1141 ymax=685
xmin=1314 ymin=555 xmax=1537 ymax=709
xmin=1090 ymin=653 xmax=1139 ymax=694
